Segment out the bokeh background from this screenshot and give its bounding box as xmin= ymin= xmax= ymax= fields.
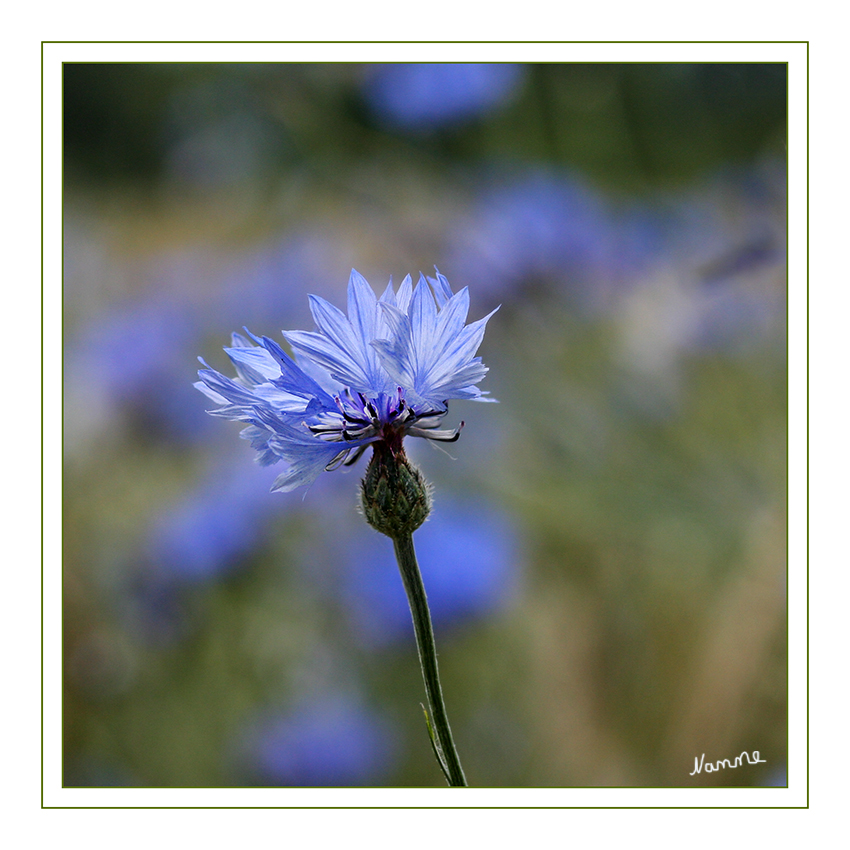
xmin=63 ymin=62 xmax=787 ymax=788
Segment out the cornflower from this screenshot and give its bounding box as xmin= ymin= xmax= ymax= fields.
xmin=195 ymin=269 xmax=496 ymax=493
xmin=195 ymin=268 xmax=498 ymax=786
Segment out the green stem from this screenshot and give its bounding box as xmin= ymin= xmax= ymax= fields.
xmin=392 ymin=532 xmax=468 ymax=787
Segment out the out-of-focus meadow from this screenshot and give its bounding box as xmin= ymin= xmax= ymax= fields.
xmin=63 ymin=62 xmax=787 ymax=788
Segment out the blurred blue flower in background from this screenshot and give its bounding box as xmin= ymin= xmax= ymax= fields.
xmin=363 ymin=63 xmax=525 ymax=132
xmin=122 ymin=461 xmax=284 ymax=645
xmin=66 ymin=291 xmax=195 ymax=407
xmin=213 ymin=231 xmax=343 ymax=333
xmin=238 ymin=695 xmax=398 ymax=786
xmin=145 ymin=460 xmax=282 ymax=585
xmin=64 ymin=230 xmax=345 ymax=450
xmin=342 ymin=497 xmax=521 ymax=646
xmin=64 ymin=286 xmax=211 ymax=450
xmin=446 ymin=169 xmax=665 ymax=306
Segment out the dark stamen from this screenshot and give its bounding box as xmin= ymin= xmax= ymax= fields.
xmin=324 ymin=450 xmax=349 ymax=471
xmin=343 ymin=445 xmax=368 ymax=466
xmin=343 ymin=412 xmax=370 ymax=424
xmin=309 ymin=423 xmax=344 ymax=433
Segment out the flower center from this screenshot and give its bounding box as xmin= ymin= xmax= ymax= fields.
xmin=306 ymin=387 xmax=463 ymax=472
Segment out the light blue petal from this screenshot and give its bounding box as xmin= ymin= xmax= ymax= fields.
xmin=289 ymin=346 xmax=345 ymax=396
xmin=409 ymin=275 xmax=440 ymax=378
xmin=378 ymin=279 xmax=397 ymax=308
xmin=427 ymin=286 xmax=470 ymax=363
xmin=428 ymin=268 xmax=453 ymax=308
xmin=269 ymin=443 xmax=344 ymax=491
xmin=307 ymin=294 xmax=362 ymax=358
xmin=422 ymin=307 xmax=498 ymax=399
xmin=245 ymin=406 xmax=370 ymax=492
xmin=347 ymin=269 xmax=378 ymax=345
xmin=239 ymin=424 xmax=280 ymax=466
xmin=196 ymin=367 xmax=263 ymax=408
xmin=284 ymin=328 xmax=371 ymax=390
xmin=193 ymin=380 xmax=228 ymax=406
xmin=372 ymin=302 xmax=416 ymax=389
xmin=427 ymin=361 xmax=489 ymax=399
xmin=230 ymin=331 xmax=255 ymax=348
xmin=225 ymin=344 xmax=282 ymax=385
xmin=287 ymin=291 xmax=392 ymax=393
xmin=395 ymin=274 xmax=414 ymax=313
xmin=250 ymin=383 xmax=312 ymax=412
xmin=438 ymin=305 xmax=498 ymax=369
xmin=346 ymin=269 xmax=387 ymax=388
xmin=374 ymin=280 xmax=495 ymax=404
xmin=258 ymin=335 xmax=338 ymax=408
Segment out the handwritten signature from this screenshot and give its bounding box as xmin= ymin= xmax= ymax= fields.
xmin=690 ymin=750 xmax=766 ymax=776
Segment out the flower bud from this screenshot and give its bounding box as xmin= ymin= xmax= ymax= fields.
xmin=361 ymin=443 xmax=430 ymax=538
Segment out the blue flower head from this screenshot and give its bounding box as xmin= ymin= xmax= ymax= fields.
xmin=239 ymin=696 xmax=397 ymax=786
xmin=195 ymin=269 xmax=497 ymax=493
xmin=363 ymin=63 xmax=525 ymax=132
